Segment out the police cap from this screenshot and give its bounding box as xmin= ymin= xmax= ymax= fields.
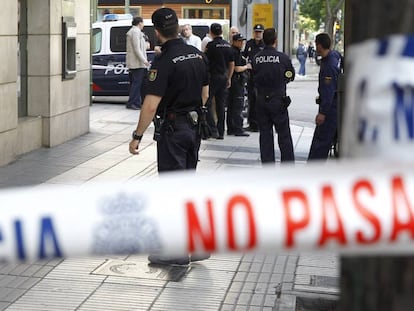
xmin=232 ymin=33 xmax=247 ymax=41
xmin=151 ymin=7 xmax=178 ymax=29
xmin=253 ymin=24 xmax=265 ymax=32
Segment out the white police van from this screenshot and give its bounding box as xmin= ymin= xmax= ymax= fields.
xmin=92 ymin=14 xmax=229 ymax=97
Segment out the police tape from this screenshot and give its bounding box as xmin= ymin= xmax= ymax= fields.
xmin=1 ymin=159 xmax=414 ymax=262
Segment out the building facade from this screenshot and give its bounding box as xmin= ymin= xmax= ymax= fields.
xmin=94 ymin=0 xmax=230 ymax=21
xmin=1 ymin=0 xmax=90 ymax=166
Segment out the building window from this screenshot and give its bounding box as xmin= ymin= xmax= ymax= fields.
xmin=97 ymin=6 xmax=141 ymax=21
xmin=183 ymin=7 xmax=226 ymax=19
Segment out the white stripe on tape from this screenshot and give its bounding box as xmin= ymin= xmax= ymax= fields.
xmin=0 ymin=159 xmax=413 ymax=262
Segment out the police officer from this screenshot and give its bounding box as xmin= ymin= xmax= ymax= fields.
xmin=252 ymin=28 xmax=295 ymax=163
xmin=243 ymin=24 xmax=265 ymax=132
xmin=227 ymin=33 xmax=250 ymax=136
xmin=205 ymin=23 xmax=235 ymax=139
xmin=308 ymin=33 xmax=342 ymax=160
xmin=128 ymin=8 xmax=210 ymax=265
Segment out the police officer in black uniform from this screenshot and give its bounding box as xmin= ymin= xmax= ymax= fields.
xmin=227 ymin=33 xmax=250 ymax=136
xmin=252 ymin=28 xmax=295 ymax=163
xmin=129 ymin=8 xmax=210 ymax=265
xmin=205 ymin=23 xmax=235 ymax=139
xmin=243 ymin=24 xmax=265 ymax=132
xmin=308 ymin=33 xmax=342 ymax=160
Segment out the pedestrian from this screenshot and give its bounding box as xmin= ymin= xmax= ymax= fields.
xmin=181 ymin=24 xmax=202 ymax=50
xmin=243 ymin=24 xmax=265 ymax=132
xmin=128 ymin=8 xmax=210 ymax=265
xmin=252 ymin=28 xmax=295 ymax=163
xmin=308 ymin=41 xmax=315 ymax=63
xmin=227 ymin=33 xmax=250 ymax=137
xmin=201 ymin=32 xmax=212 ymax=52
xmin=229 ymin=26 xmax=239 ymax=43
xmin=205 ymin=23 xmax=235 ymax=139
xmin=307 ymin=33 xmax=342 ymax=161
xmin=126 ymin=16 xmax=150 ymax=110
xmin=296 ymin=41 xmax=307 ymax=76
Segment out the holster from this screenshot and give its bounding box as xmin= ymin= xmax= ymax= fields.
xmin=281 ymin=96 xmax=292 ymax=109
xmin=198 ymin=107 xmax=212 ymax=140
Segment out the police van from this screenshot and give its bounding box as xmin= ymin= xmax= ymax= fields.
xmin=92 ymin=14 xmax=229 ymax=98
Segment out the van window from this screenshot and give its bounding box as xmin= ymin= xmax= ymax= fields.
xmin=189 ymin=26 xmax=209 ymax=40
xmin=92 ymin=28 xmax=102 ymax=54
xmin=110 ymin=26 xmax=130 ymax=52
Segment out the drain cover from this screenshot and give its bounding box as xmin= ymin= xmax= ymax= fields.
xmin=92 ymin=259 xmax=190 ymax=282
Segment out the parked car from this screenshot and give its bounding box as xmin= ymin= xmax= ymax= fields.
xmin=91 ymin=14 xmax=229 ymax=98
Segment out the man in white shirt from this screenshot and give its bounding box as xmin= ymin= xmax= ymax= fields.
xmin=126 ymin=16 xmax=150 ymax=110
xmin=181 ymin=24 xmax=202 ymax=51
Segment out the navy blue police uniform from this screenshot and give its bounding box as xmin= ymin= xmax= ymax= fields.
xmin=144 ymin=39 xmax=208 ymax=171
xmin=227 ymin=34 xmax=249 ymax=135
xmin=205 ymin=26 xmax=234 ymax=139
xmin=243 ymin=29 xmax=265 ymax=131
xmin=307 ymin=50 xmax=342 ymax=160
xmin=252 ymin=46 xmax=295 ymax=163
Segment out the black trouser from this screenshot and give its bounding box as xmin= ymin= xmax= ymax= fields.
xmin=247 ymin=75 xmax=258 ymax=130
xmin=308 ymin=106 xmax=338 ymax=161
xmin=157 ymin=116 xmax=200 ymax=172
xmin=206 ymin=74 xmax=228 ymax=137
xmin=256 ymin=94 xmax=295 ymax=163
xmin=226 ymin=77 xmax=245 ymax=134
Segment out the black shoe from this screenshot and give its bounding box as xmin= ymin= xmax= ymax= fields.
xmin=216 ymin=136 xmax=224 ymax=140
xmin=126 ymin=105 xmax=140 ymax=110
xmin=227 ymin=131 xmax=235 ymax=136
xmin=235 ymin=131 xmax=250 ymax=137
xmin=190 ymin=253 xmax=211 ymax=262
xmin=148 ymin=255 xmax=190 ymax=266
xmin=244 ymin=126 xmax=258 ymax=132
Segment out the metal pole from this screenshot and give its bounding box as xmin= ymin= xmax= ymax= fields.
xmin=125 ymin=0 xmax=130 ymax=14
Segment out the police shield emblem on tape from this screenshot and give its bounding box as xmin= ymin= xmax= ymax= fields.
xmin=342 ymin=35 xmax=414 ymax=160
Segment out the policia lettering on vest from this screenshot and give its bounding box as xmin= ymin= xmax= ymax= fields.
xmin=128 ymin=8 xmax=210 ymax=266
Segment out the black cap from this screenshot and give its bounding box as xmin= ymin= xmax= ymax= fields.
xmin=253 ymin=24 xmax=265 ymax=32
xmin=210 ymin=23 xmax=222 ymax=35
xmin=232 ymin=33 xmax=246 ymax=41
xmin=151 ymin=8 xmax=178 ymax=29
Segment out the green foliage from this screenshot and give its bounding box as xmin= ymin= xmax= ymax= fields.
xmin=299 ymin=0 xmax=345 ymax=33
xmin=299 ymin=0 xmax=324 ymax=25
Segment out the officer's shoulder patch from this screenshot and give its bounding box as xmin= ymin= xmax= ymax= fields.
xmin=285 ymin=70 xmax=293 ymax=79
xmin=148 ymin=69 xmax=157 ymax=82
xmin=324 ymin=76 xmax=332 ymax=84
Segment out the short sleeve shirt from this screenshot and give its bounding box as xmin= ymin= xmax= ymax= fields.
xmin=205 ymin=37 xmax=234 ymax=76
xmin=144 ymin=38 xmax=209 ymax=114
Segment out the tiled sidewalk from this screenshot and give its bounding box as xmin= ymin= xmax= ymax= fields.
xmin=0 ymin=76 xmax=339 ymax=310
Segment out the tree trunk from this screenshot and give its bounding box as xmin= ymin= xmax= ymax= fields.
xmin=340 ymin=0 xmax=414 ymax=310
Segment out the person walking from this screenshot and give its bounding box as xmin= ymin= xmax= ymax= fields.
xmin=296 ymin=41 xmax=307 ymax=76
xmin=308 ymin=41 xmax=315 ymax=63
xmin=227 ymin=33 xmax=250 ymax=137
xmin=126 ymin=16 xmax=150 ymax=110
xmin=205 ymin=23 xmax=235 ymax=139
xmin=308 ymin=33 xmax=342 ymax=161
xmin=252 ymin=28 xmax=295 ymax=163
xmin=181 ymin=24 xmax=202 ymax=50
xmin=128 ymin=8 xmax=210 ymax=265
xmin=243 ymin=24 xmax=265 ymax=132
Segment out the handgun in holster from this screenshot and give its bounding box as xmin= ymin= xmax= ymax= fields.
xmin=153 ymin=115 xmax=163 ymax=141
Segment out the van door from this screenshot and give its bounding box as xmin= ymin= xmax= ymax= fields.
xmin=92 ymin=24 xmax=130 ymax=96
